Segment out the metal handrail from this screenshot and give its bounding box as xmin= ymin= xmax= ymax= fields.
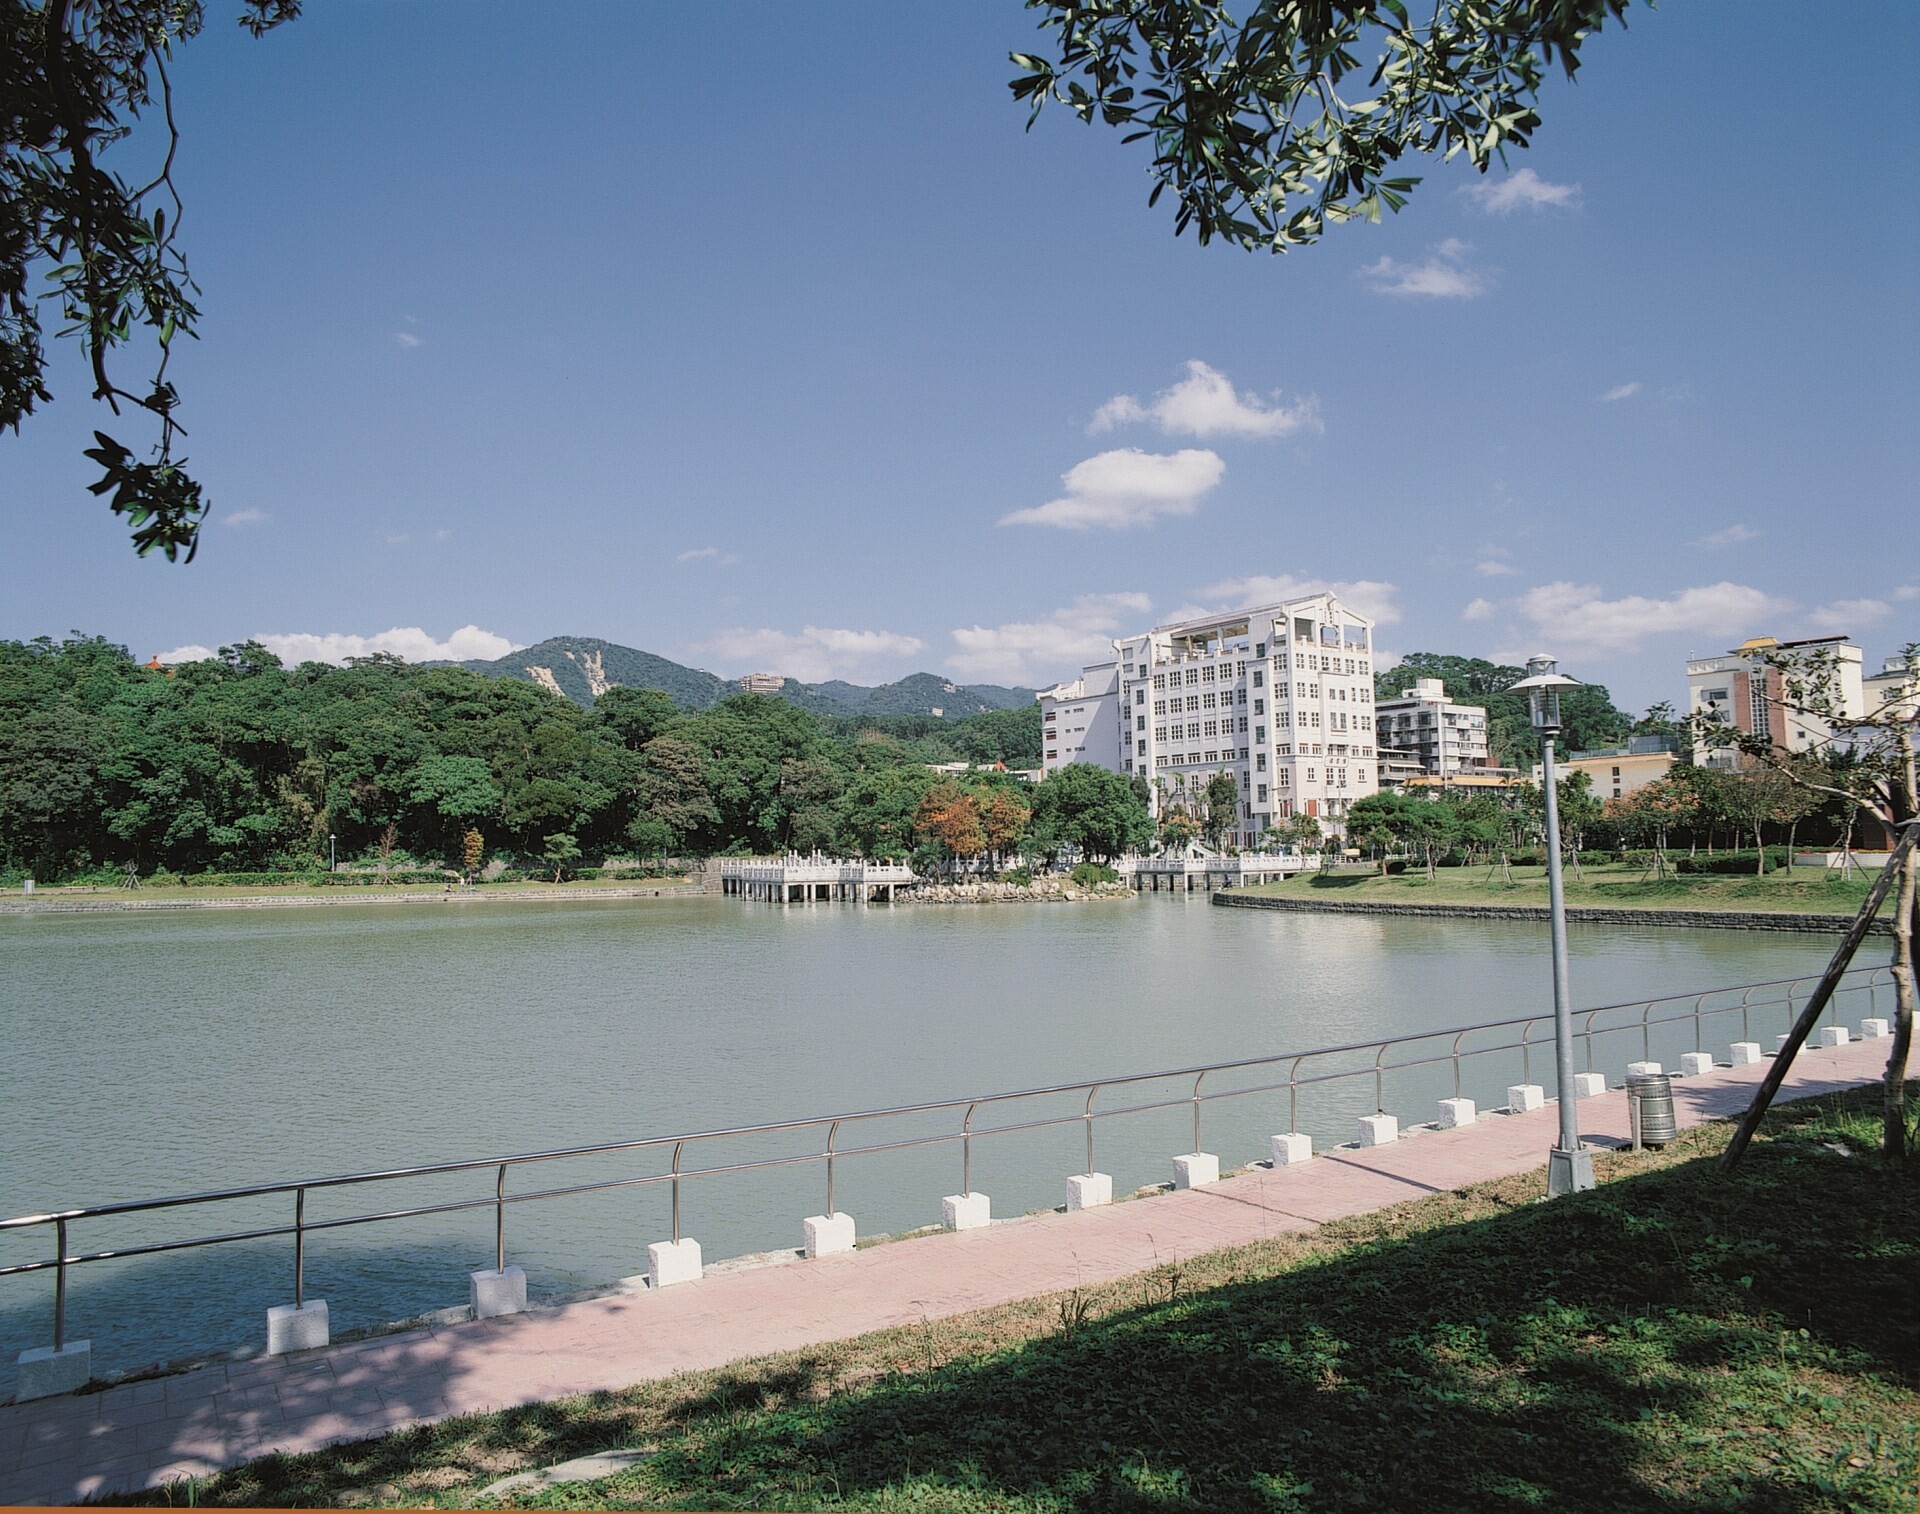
xmin=1 ymin=966 xmax=1891 ymax=1356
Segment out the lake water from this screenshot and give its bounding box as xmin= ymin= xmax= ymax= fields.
xmin=0 ymin=893 xmax=1869 ymax=1390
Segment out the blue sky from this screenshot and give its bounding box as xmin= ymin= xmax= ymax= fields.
xmin=4 ymin=1 xmax=1914 ymax=713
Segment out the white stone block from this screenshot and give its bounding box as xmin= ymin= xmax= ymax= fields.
xmin=1729 ymin=1041 xmax=1762 ymax=1066
xmin=647 ymin=1236 xmax=702 ymax=1288
xmin=1861 ymin=1018 xmax=1890 ymax=1039
xmin=1775 ymin=1034 xmax=1794 ymax=1054
xmin=1627 ymin=1061 xmax=1662 ymax=1078
xmin=1680 ymin=1052 xmax=1716 ymax=1077
xmin=14 ymin=1341 xmax=90 ymax=1400
xmin=1357 ymin=1113 xmax=1399 ymax=1147
xmin=1270 ymin=1132 xmax=1312 ymax=1166
xmin=1571 ymin=1072 xmax=1607 ymax=1098
xmin=1173 ymin=1152 xmax=1221 ymax=1189
xmin=942 ymin=1191 xmax=990 ymax=1231
xmin=1436 ymin=1098 xmax=1476 ymax=1129
xmin=266 ymin=1299 xmax=329 ymax=1355
xmin=469 ymin=1265 xmax=527 ymax=1319
xmin=1507 ymin=1084 xmax=1545 ymax=1114
xmin=1066 ymin=1173 xmax=1112 ymax=1211
xmin=803 ymin=1212 xmax=856 ymax=1257
xmin=1820 ymin=1026 xmax=1850 ymax=1049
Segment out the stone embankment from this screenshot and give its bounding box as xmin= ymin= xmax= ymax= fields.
xmin=904 ymin=878 xmax=1133 ymax=904
xmin=1212 ymin=892 xmax=1890 ymax=935
xmin=0 ymin=885 xmax=692 ymax=916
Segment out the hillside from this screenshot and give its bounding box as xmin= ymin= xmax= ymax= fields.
xmin=442 ymin=636 xmax=1034 ymax=717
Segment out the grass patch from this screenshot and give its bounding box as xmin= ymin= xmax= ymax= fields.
xmin=114 ymin=1085 xmax=1920 ymax=1512
xmin=1242 ymin=861 xmax=1887 ymax=917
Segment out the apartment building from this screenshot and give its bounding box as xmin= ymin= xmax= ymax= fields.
xmin=1371 ymin=679 xmax=1491 ymax=775
xmin=1686 ymin=635 xmax=1864 ymax=769
xmin=1560 ymin=736 xmax=1679 ymax=801
xmin=1863 ymin=653 xmax=1916 ymax=718
xmin=1039 ymin=593 xmax=1378 ymax=848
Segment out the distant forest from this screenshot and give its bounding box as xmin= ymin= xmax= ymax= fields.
xmin=0 ymin=636 xmax=1054 ymax=883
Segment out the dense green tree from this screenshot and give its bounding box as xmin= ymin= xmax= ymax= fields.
xmin=626 ymin=736 xmax=720 ymax=858
xmin=1030 ymin=764 xmax=1154 ymax=863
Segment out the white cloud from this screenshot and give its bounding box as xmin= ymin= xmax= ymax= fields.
xmin=1462 ymin=168 xmax=1581 ymax=215
xmin=431 ymin=528 xmax=453 ymax=543
xmin=152 ymin=625 xmax=523 ymax=667
xmin=1090 ymin=361 xmax=1321 ymax=440
xmin=1806 ymin=599 xmax=1891 ymax=634
xmin=947 ymin=592 xmax=1154 ymax=686
xmin=221 ymin=507 xmax=269 ymax=528
xmin=1358 ymin=239 xmax=1488 ymax=299
xmin=394 ymin=331 xmax=423 ymax=349
xmin=1691 ymin=523 xmax=1760 ymax=548
xmin=1192 ymin=572 xmax=1403 ymax=626
xmin=1476 ymin=560 xmax=1518 ymax=577
xmin=690 ymin=625 xmax=927 ymax=684
xmin=1462 ymin=598 xmax=1496 ymax=622
xmin=1895 ymin=584 xmax=1920 ymax=602
xmin=1000 ymin=448 xmax=1225 ymax=530
xmin=1511 ymin=581 xmax=1790 ymax=658
xmin=1598 ymin=381 xmax=1642 ymax=403
xmin=677 ymin=546 xmax=740 ymax=565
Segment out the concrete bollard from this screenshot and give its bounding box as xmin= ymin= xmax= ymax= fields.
xmin=1680 ymin=1052 xmax=1716 ymax=1077
xmin=1436 ymin=1098 xmax=1476 ymax=1129
xmin=647 ymin=1237 xmax=702 ymax=1288
xmin=1729 ymin=1041 xmax=1762 ymax=1066
xmin=1271 ymin=1132 xmax=1312 ymax=1166
xmin=1571 ymin=1072 xmax=1607 ymax=1098
xmin=1066 ymin=1173 xmax=1112 ymax=1211
xmin=1173 ymin=1153 xmax=1220 ymax=1189
xmin=1357 ymin=1114 xmax=1399 ymax=1147
xmin=803 ymin=1212 xmax=856 ymax=1257
xmin=1626 ymin=1061 xmax=1662 ymax=1078
xmin=942 ymin=1192 xmax=990 ymax=1231
xmin=1861 ymin=1018 xmax=1890 ymax=1039
xmin=266 ymin=1299 xmax=330 ymax=1355
xmin=1507 ymin=1084 xmax=1545 ymax=1114
xmin=1775 ymin=1034 xmax=1793 ymax=1054
xmin=14 ymin=1341 xmax=91 ymax=1401
xmin=1820 ymin=1026 xmax=1850 ymax=1049
xmin=469 ymin=1266 xmax=528 ymax=1320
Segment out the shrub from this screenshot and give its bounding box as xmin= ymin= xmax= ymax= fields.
xmin=1002 ymin=867 xmax=1034 ymax=886
xmin=1070 ymin=862 xmax=1118 ymax=887
xmin=1676 ymin=848 xmax=1792 ymax=875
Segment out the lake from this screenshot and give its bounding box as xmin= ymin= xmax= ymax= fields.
xmin=0 ymin=892 xmax=1865 ymax=1389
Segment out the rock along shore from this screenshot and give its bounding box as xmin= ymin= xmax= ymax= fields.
xmin=1211 ymin=891 xmax=1890 ymax=936
xmin=901 ymin=879 xmax=1134 ymax=904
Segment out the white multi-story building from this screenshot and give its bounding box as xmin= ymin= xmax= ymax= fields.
xmin=1371 ymin=679 xmax=1491 ymax=775
xmin=1686 ymin=635 xmax=1865 ymax=768
xmin=1039 ymin=593 xmax=1378 ymax=848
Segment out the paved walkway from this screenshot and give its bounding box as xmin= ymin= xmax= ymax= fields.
xmin=0 ymin=1035 xmax=1895 ymax=1505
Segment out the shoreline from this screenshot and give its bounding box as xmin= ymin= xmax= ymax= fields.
xmin=0 ymin=883 xmax=702 ymax=916
xmin=1213 ymin=890 xmax=1891 ymax=935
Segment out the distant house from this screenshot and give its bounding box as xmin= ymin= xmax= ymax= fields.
xmin=1558 ymin=736 xmax=1680 ymax=801
xmin=738 ymin=672 xmax=786 ymax=694
xmin=1371 ymin=678 xmax=1491 ymax=775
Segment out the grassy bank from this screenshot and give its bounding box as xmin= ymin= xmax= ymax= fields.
xmin=119 ymin=1086 xmax=1920 ymax=1512
xmin=1 ymin=877 xmax=700 ymax=907
xmin=1241 ymin=860 xmax=1889 ymax=917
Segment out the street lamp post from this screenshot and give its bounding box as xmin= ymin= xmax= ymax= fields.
xmin=1511 ymin=654 xmax=1595 ymax=1196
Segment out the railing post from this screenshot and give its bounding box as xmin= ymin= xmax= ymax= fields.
xmin=1373 ymin=1046 xmax=1388 ymax=1113
xmin=826 ymin=1119 xmax=840 ymax=1216
xmin=962 ymin=1102 xmax=978 ymax=1195
xmin=1693 ymin=994 xmax=1705 ymax=1052
xmin=1451 ymin=1032 xmax=1466 ymax=1099
xmin=1581 ymin=1011 xmax=1598 ymax=1073
xmin=495 ymin=1164 xmax=507 ymax=1274
xmin=1521 ymin=1021 xmax=1533 ymax=1086
xmin=294 ymin=1188 xmax=306 ymax=1310
xmin=1641 ymin=1001 xmax=1653 ymax=1063
xmin=671 ymin=1140 xmax=684 ymax=1244
xmin=54 ymin=1217 xmax=67 ymax=1352
xmin=1288 ymin=1056 xmax=1304 ymax=1134
xmin=1784 ymin=987 xmax=1796 ymax=1040
xmin=1083 ymin=1086 xmax=1099 ymax=1175
xmin=1192 ymin=1071 xmax=1208 ymax=1153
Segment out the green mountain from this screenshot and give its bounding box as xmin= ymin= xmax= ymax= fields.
xmin=442 ymin=637 xmax=1034 ymax=718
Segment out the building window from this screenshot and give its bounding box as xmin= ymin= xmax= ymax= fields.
xmin=1256 ymin=784 xmax=1268 ymax=802
xmin=1185 ymin=669 xmax=1199 ymax=686
xmin=1136 ymin=715 xmax=1147 ymax=731
xmin=1046 ymin=750 xmax=1058 ymax=760
xmin=1253 ymin=698 xmax=1265 ymax=715
xmin=1135 ymin=689 xmax=1145 ymax=705
xmin=1256 ymin=752 xmax=1268 ymax=772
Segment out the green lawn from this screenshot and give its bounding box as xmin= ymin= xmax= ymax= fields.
xmin=119 ymin=1085 xmax=1920 ymax=1512
xmin=1240 ymin=860 xmax=1889 ymax=917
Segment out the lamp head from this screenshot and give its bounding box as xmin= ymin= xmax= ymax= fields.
xmin=1509 ymin=654 xmax=1582 ymax=736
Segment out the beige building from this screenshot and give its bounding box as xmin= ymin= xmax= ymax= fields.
xmin=1559 ymin=737 xmax=1680 ymax=802
xmin=1372 ymin=678 xmax=1492 ymax=775
xmin=738 ymin=672 xmax=787 ymax=694
xmin=1686 ymin=635 xmax=1863 ymax=769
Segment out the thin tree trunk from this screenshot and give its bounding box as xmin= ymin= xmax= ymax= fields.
xmin=1886 ymin=734 xmax=1918 ymax=1161
xmin=1754 ymin=820 xmax=1767 ymax=876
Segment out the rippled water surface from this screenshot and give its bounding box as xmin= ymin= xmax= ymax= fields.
xmin=0 ymin=892 xmax=1858 ymax=1387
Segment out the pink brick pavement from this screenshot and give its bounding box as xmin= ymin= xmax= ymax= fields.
xmin=0 ymin=1034 xmax=1896 ymax=1505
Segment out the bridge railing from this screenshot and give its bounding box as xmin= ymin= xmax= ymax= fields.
xmin=0 ymin=965 xmax=1892 ymax=1361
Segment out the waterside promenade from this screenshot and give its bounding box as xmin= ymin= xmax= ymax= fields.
xmin=0 ymin=1034 xmax=1895 ymax=1506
